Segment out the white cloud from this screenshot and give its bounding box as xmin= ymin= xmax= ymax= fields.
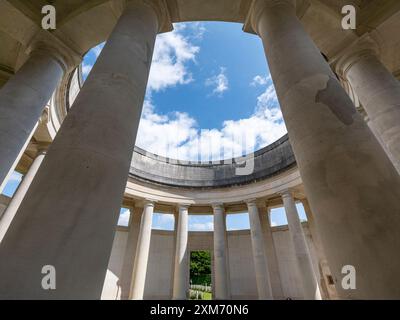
xmin=81 ymin=63 xmax=92 ymax=78
xmin=136 ymin=78 xmax=287 ymax=161
xmin=117 ymin=209 xmax=131 ymax=227
xmin=92 ymin=43 xmax=104 ymax=58
xmin=148 ymin=23 xmax=199 ymax=92
xmin=81 ymin=43 xmax=105 ymax=78
xmin=189 ymin=222 xmax=214 ymax=231
xmin=159 ymin=214 xmax=175 ymax=224
xmin=152 ymin=213 xmax=175 ymax=230
xmin=80 ymin=24 xmax=287 ymax=163
xmin=205 ymin=67 xmax=229 ymax=96
xmin=80 ymin=24 xmax=199 ymax=90
xmin=189 ymin=22 xmax=207 ymax=40
xmin=187 ymin=216 xmax=214 ymax=231
xmin=251 ymin=74 xmax=271 ymax=86
xmin=8 ymin=171 xmax=23 ymax=184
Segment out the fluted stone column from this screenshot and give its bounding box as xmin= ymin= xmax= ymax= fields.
xmin=119 ymin=205 xmax=143 ymax=300
xmin=258 ymin=205 xmax=283 ymax=299
xmin=212 ymin=204 xmax=229 ymax=299
xmin=246 ymin=0 xmax=400 ymax=299
xmin=130 ymin=201 xmax=154 ymax=299
xmin=0 ymin=41 xmax=76 ymax=188
xmin=246 ymin=200 xmax=273 ymax=299
xmin=338 ymin=49 xmax=400 ymax=172
xmin=0 ymin=0 xmax=168 ymax=299
xmin=172 ymin=204 xmax=189 ymax=300
xmin=0 ymin=148 xmax=47 ymax=243
xmin=281 ymin=190 xmax=321 ymax=300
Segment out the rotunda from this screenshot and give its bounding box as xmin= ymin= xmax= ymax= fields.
xmin=0 ymin=0 xmax=399 ymax=300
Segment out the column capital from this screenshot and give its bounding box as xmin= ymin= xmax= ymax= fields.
xmin=278 ymin=189 xmax=294 ymax=198
xmin=142 ymin=199 xmax=156 ymax=208
xmin=245 ymin=198 xmax=258 ymax=207
xmin=211 ymin=203 xmax=224 ymax=211
xmin=243 ymin=0 xmax=296 ymax=35
xmin=176 ymin=203 xmax=191 ymax=210
xmin=36 ymin=143 xmax=50 ymax=155
xmin=128 ymin=0 xmax=173 ymax=34
xmin=256 ymin=200 xmax=268 ymax=210
xmin=331 ymin=34 xmax=381 ymax=79
xmin=25 ymin=30 xmax=82 ymax=73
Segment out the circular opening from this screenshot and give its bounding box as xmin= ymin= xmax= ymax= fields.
xmin=81 ymin=22 xmax=287 ymax=162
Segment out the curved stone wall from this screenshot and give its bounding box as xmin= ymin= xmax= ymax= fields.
xmin=129 ymin=135 xmax=296 ymax=188
xmin=63 ymin=62 xmax=297 ymax=189
xmin=102 ymin=224 xmax=319 ymax=300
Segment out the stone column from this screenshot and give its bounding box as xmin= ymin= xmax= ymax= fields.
xmin=0 ymin=122 xmax=38 ymax=195
xmin=335 ymin=38 xmax=400 ymax=172
xmin=280 ymin=190 xmax=321 ymax=300
xmin=170 ymin=210 xmax=179 ymax=298
xmin=245 ymin=0 xmax=400 ymax=299
xmin=212 ymin=203 xmax=229 ymax=299
xmin=301 ymin=199 xmax=338 ymax=300
xmin=0 ymin=148 xmax=47 ymax=242
xmin=172 ymin=204 xmax=189 ymax=300
xmin=0 ymin=0 xmax=170 ymax=299
xmin=258 ymin=205 xmax=284 ymax=299
xmin=246 ymin=200 xmax=273 ymax=300
xmin=120 ymin=205 xmax=143 ymax=300
xmin=223 ymin=211 xmax=232 ymax=298
xmin=130 ymin=201 xmax=154 ymax=299
xmin=0 ymin=38 xmax=78 ymax=188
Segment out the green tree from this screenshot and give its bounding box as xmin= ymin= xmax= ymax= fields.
xmin=190 ymin=251 xmax=211 ymax=276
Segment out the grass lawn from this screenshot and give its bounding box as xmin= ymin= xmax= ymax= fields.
xmin=189 ymin=289 xmax=213 ymax=300
xmin=202 ymin=292 xmax=212 ymax=300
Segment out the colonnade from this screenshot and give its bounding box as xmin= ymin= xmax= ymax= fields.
xmin=0 ymin=0 xmax=162 ymax=299
xmin=0 ymin=34 xmax=79 ymax=193
xmin=122 ymin=192 xmax=320 ymax=300
xmin=333 ymin=35 xmax=400 ymax=173
xmin=246 ymin=0 xmax=400 ymax=299
xmin=0 ymin=0 xmax=399 ymax=299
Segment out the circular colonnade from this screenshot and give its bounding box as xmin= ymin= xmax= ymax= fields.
xmin=0 ymin=0 xmax=399 ymax=300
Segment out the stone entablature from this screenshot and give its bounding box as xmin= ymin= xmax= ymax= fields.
xmin=0 ymin=0 xmax=399 ymax=301
xmin=59 ymin=42 xmax=298 ymax=189
xmin=129 ymin=135 xmax=296 ymax=188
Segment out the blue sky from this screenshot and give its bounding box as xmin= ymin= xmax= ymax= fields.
xmin=1 ymin=171 xmax=306 ymax=229
xmin=1 ymin=22 xmax=304 ymax=232
xmin=2 ymin=171 xmax=23 ymax=198
xmin=117 ymin=206 xmax=307 ymax=230
xmin=82 ymin=22 xmax=287 ymax=161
